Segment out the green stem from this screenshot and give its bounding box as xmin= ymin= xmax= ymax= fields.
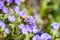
xmin=24 ymin=34 xmax=30 ymax=40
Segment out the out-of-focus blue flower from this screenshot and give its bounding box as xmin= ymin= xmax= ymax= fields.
xmin=18 ymin=24 xmax=25 ymax=29
xmin=51 ymin=22 xmax=60 ymax=30
xmin=32 ymin=35 xmax=41 ymax=40
xmin=2 ymin=7 xmax=8 ymax=14
xmin=0 ymin=20 xmax=6 ymax=28
xmin=21 ymin=27 xmax=28 ymax=34
xmin=4 ymin=28 xmax=10 ymax=34
xmin=6 ymin=0 xmax=13 ymax=4
xmin=13 ymin=6 xmax=20 ymax=13
xmin=40 ymin=33 xmax=51 ymax=40
xmin=18 ymin=11 xmax=25 ymax=16
xmin=14 ymin=0 xmax=21 ymax=5
xmin=0 ymin=1 xmax=4 ymax=10
xmin=8 ymin=15 xmax=16 ymax=22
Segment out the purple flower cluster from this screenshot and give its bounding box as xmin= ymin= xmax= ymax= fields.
xmin=51 ymin=22 xmax=60 ymax=30
xmin=17 ymin=12 xmax=52 ymax=40
xmin=18 ymin=23 xmax=37 ymax=34
xmin=0 ymin=0 xmax=21 ymax=14
xmin=0 ymin=20 xmax=10 ymax=34
xmin=6 ymin=0 xmax=21 ymax=5
xmin=0 ymin=0 xmax=52 ymax=40
xmin=0 ymin=0 xmax=8 ymax=14
xmin=0 ymin=0 xmax=22 ymax=35
xmin=13 ymin=5 xmax=25 ymax=17
xmin=18 ymin=12 xmax=39 ymax=34
xmin=32 ymin=33 xmax=51 ymax=40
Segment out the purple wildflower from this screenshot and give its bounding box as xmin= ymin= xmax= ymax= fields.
xmin=21 ymin=27 xmax=28 ymax=34
xmin=0 ymin=20 xmax=6 ymax=28
xmin=18 ymin=11 xmax=25 ymax=16
xmin=32 ymin=35 xmax=41 ymax=40
xmin=2 ymin=7 xmax=9 ymax=14
xmin=4 ymin=28 xmax=10 ymax=34
xmin=6 ymin=0 xmax=13 ymax=4
xmin=0 ymin=1 xmax=4 ymax=10
xmin=26 ymin=24 xmax=37 ymax=33
xmin=13 ymin=6 xmax=20 ymax=13
xmin=26 ymin=25 xmax=33 ymax=32
xmin=40 ymin=33 xmax=51 ymax=40
xmin=8 ymin=15 xmax=16 ymax=22
xmin=18 ymin=24 xmax=25 ymax=29
xmin=33 ymin=28 xmax=40 ymax=34
xmin=51 ymin=22 xmax=60 ymax=30
xmin=14 ymin=0 xmax=21 ymax=5
xmin=18 ymin=24 xmax=28 ymax=34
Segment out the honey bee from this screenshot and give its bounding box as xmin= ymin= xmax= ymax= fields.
xmin=20 ymin=15 xmax=28 ymax=20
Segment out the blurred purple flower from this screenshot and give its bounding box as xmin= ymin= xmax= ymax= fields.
xmin=28 ymin=16 xmax=35 ymax=24
xmin=21 ymin=27 xmax=28 ymax=34
xmin=26 ymin=24 xmax=37 ymax=33
xmin=4 ymin=28 xmax=10 ymax=34
xmin=14 ymin=0 xmax=21 ymax=5
xmin=0 ymin=1 xmax=4 ymax=10
xmin=8 ymin=15 xmax=16 ymax=22
xmin=40 ymin=33 xmax=51 ymax=40
xmin=26 ymin=25 xmax=33 ymax=32
xmin=32 ymin=35 xmax=41 ymax=40
xmin=6 ymin=0 xmax=13 ymax=4
xmin=33 ymin=28 xmax=40 ymax=34
xmin=13 ymin=6 xmax=20 ymax=13
xmin=51 ymin=22 xmax=60 ymax=30
xmin=2 ymin=7 xmax=9 ymax=14
xmin=18 ymin=24 xmax=25 ymax=29
xmin=18 ymin=11 xmax=25 ymax=16
xmin=0 ymin=20 xmax=6 ymax=28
